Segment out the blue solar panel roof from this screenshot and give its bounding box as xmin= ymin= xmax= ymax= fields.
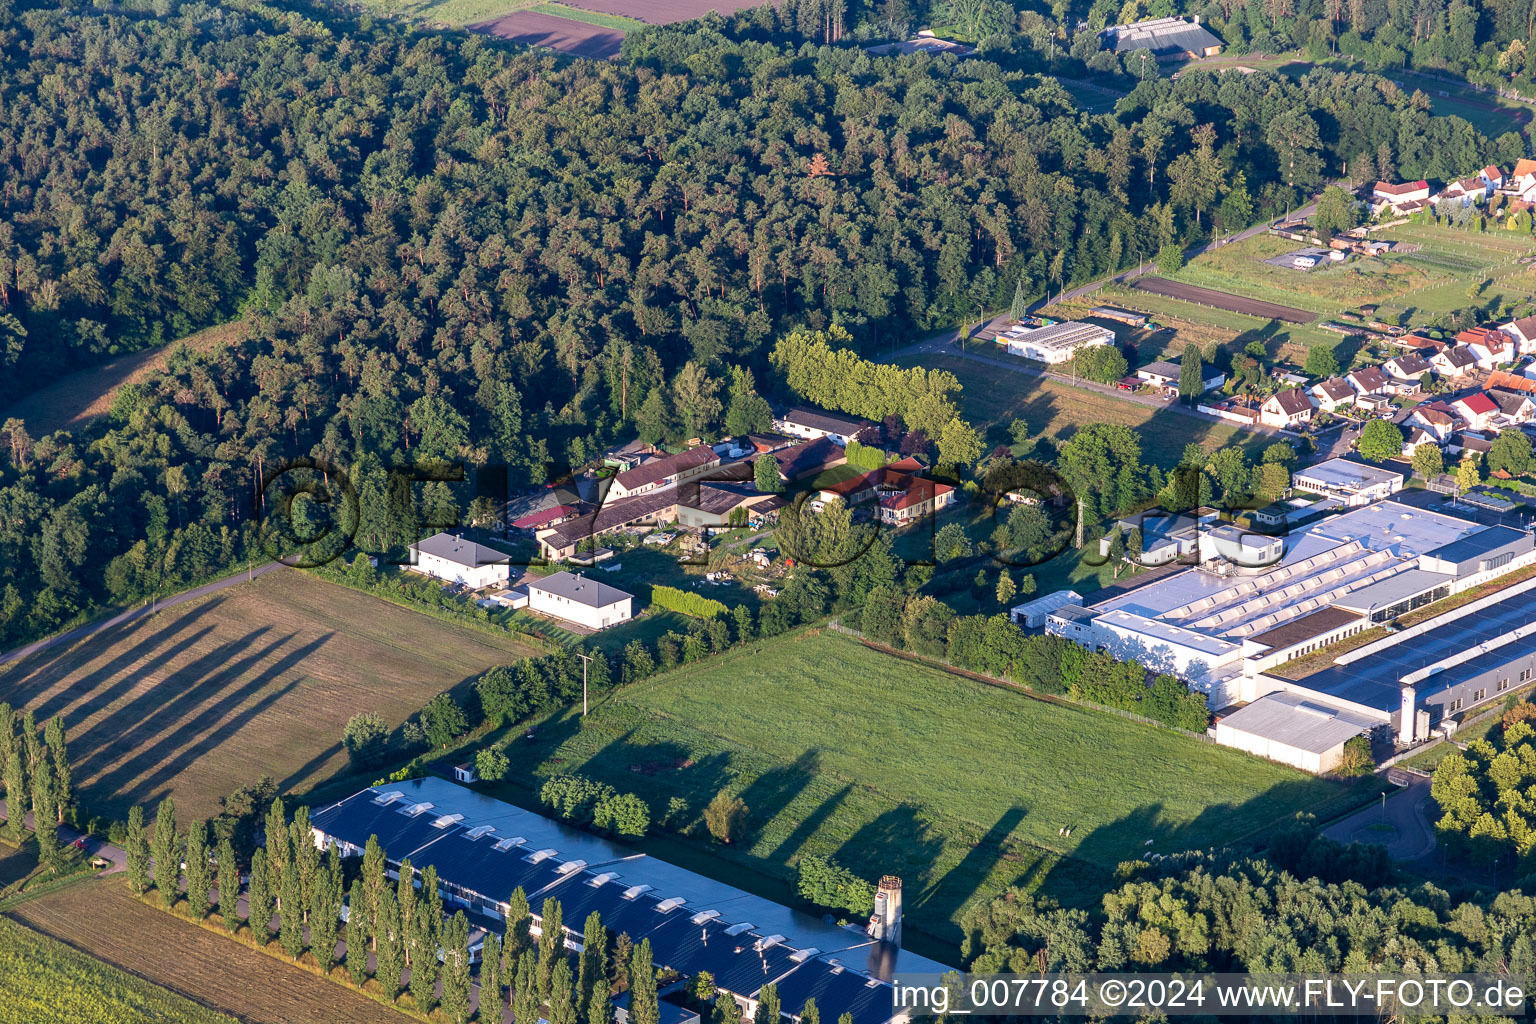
xmin=771 ymin=960 xmax=896 ymax=1024
xmin=1301 ymin=589 xmax=1536 ymax=709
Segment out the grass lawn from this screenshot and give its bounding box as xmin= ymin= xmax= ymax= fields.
xmin=478 ymin=631 xmax=1362 ymax=940
xmin=355 ymin=0 xmax=540 ymax=25
xmin=5 ymin=880 xmax=409 ymax=1024
xmin=899 ymin=353 xmax=1270 ymax=469
xmin=530 ymin=2 xmax=644 ymax=28
xmin=0 ymin=570 xmax=539 ymax=822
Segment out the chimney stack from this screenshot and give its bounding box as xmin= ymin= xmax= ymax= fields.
xmin=866 ymin=876 xmax=903 ymax=945
xmin=1399 ymin=684 xmax=1416 ymax=744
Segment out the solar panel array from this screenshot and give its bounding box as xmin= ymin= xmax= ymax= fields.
xmin=310 ymin=791 xmax=899 ymax=1024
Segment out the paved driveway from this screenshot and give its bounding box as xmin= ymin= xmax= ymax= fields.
xmin=1322 ymin=775 xmax=1439 ymax=863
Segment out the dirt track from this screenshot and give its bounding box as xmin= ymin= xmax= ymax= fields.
xmin=1131 ymin=276 xmax=1316 ymax=324
xmin=472 ymin=10 xmax=624 ymax=58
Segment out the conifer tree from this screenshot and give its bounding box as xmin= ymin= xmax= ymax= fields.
xmin=441 ymin=911 xmax=473 ymax=1024
xmin=247 ymin=847 xmax=273 ymax=943
xmin=578 ymin=911 xmax=609 ymax=1015
xmin=409 ymin=909 xmax=439 ymax=1013
xmin=30 ymin=754 xmax=58 ymax=870
xmin=549 ymin=957 xmax=578 ymax=1024
xmin=311 ymin=862 xmax=342 ymax=975
xmin=505 ymin=885 xmax=532 ymax=961
xmin=218 ymin=836 xmax=240 ymax=931
xmin=376 ymin=887 xmax=405 ymax=1001
xmin=755 ymin=984 xmax=780 ymax=1024
xmin=280 ymin=859 xmax=306 ymax=959
xmin=799 ymin=999 xmax=819 ymax=1024
xmin=481 ymin=930 xmax=503 ymax=1023
xmin=346 ymin=876 xmax=371 ymax=986
xmin=513 ymin=949 xmax=539 ymax=1024
xmin=538 ymin=897 xmax=564 ymax=1002
xmin=2 ymin=750 xmax=25 ymax=845
xmin=126 ymin=805 xmax=151 ymax=896
xmin=43 ymin=716 xmax=69 ymax=824
xmin=398 ymin=859 xmax=418 ymax=965
xmin=185 ymin=819 xmax=211 ymax=920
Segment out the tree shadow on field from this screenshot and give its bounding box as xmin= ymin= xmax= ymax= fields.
xmin=764 ymin=783 xmax=853 ymax=863
xmin=916 ymin=804 xmax=1033 ymax=923
xmin=81 ymin=631 xmax=332 ymax=817
xmin=27 ymin=624 xmax=217 ymax=734
xmin=2 ymin=596 xmax=228 ymax=714
xmin=833 ymin=803 xmax=947 ymax=906
xmin=737 ymin=749 xmax=825 ymax=845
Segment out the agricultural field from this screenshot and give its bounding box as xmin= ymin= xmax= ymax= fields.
xmin=483 ymin=631 xmax=1360 ymax=937
xmin=0 ymin=319 xmax=245 ymax=437
xmin=899 ymin=353 xmax=1269 ymax=469
xmin=0 ymin=569 xmax=539 ymax=822
xmin=6 ymin=880 xmax=410 ymax=1024
xmin=0 ymin=914 xmax=241 ymax=1024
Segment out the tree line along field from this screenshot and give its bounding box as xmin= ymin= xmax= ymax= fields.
xmin=0 ymin=913 xmax=242 ymax=1024
xmin=4 ymin=880 xmax=409 ymax=1024
xmin=0 ymin=569 xmax=540 ymax=822
xmin=487 ymin=630 xmax=1358 ymax=939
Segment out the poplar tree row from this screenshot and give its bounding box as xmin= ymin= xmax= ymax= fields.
xmin=0 ymin=704 xmax=74 ymax=873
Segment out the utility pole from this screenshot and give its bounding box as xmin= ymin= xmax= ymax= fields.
xmin=576 ymin=652 xmax=593 ymax=716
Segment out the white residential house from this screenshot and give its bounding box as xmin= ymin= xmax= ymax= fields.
xmin=1259 ymin=388 xmax=1315 ymax=429
xmin=1407 ymin=403 xmax=1459 ymax=441
xmin=1481 ymin=165 xmax=1506 ymax=191
xmin=407 ymin=533 xmax=511 ymax=590
xmin=1500 ymin=315 xmax=1536 ymax=355
xmin=1345 ymin=366 xmax=1392 ymax=396
xmin=1371 ymin=179 xmax=1431 ymax=216
xmin=1457 ymin=327 xmax=1514 ymax=370
xmin=773 ymin=407 xmax=873 ymax=446
xmin=525 ymin=571 xmax=634 ymax=630
xmin=1501 ymin=159 xmax=1536 ymax=201
xmin=1310 ymin=377 xmax=1355 ymax=413
xmin=1383 ymin=352 xmax=1432 ymax=384
xmin=1402 ymin=426 xmax=1437 ymax=455
xmin=1436 ymin=174 xmax=1492 ymax=205
xmin=1430 ymin=345 xmax=1478 ymax=379
xmin=1488 ymin=388 xmax=1536 ymax=425
xmin=1451 ymin=392 xmax=1500 ymax=432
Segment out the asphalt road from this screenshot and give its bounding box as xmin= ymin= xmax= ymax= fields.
xmin=0 ymin=561 xmax=280 ymax=669
xmin=1321 ymin=774 xmax=1439 ymax=863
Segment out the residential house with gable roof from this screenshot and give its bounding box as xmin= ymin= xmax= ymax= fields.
xmin=1311 ymin=377 xmax=1355 ymax=413
xmin=1260 ymin=388 xmax=1315 ymax=428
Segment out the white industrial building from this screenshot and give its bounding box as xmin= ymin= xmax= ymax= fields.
xmin=996 ymin=321 xmax=1114 ymax=364
xmin=1291 ymin=458 xmax=1404 ymax=506
xmin=407 ymin=532 xmax=511 ymax=590
xmin=1041 ymin=498 xmax=1536 ymax=771
xmin=526 ymin=571 xmax=634 ymax=630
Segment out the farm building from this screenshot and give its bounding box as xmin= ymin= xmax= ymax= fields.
xmin=407 ymin=532 xmax=511 ymax=590
xmin=307 ymin=778 xmax=949 ymax=1024
xmin=525 ymin=571 xmax=633 ymax=630
xmin=606 ymin=446 xmax=721 ymax=501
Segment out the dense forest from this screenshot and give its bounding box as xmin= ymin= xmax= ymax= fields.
xmin=0 ymin=0 xmax=1523 ymax=648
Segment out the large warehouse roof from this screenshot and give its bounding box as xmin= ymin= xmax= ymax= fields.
xmin=310 ymin=779 xmax=948 ymax=1024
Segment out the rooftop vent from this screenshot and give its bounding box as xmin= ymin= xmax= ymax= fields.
xmin=724 ymin=922 xmax=755 ymax=936
xmin=754 ymin=935 xmax=786 ymax=952
xmin=690 ymin=910 xmax=721 ymax=925
xmin=493 ymin=837 xmax=527 ymax=852
xmin=404 ymin=802 xmax=435 ymax=817
xmin=621 ymin=885 xmax=654 ymax=900
xmin=587 ymin=872 xmax=619 ymax=887
xmin=527 ymin=848 xmax=559 ymax=863
xmin=466 ymin=825 xmax=497 ymax=840
xmin=556 ymin=859 xmax=589 ymax=875
xmin=373 ymin=791 xmax=405 ymax=806
xmin=431 ymin=813 xmax=465 ymax=829
xmin=788 ymin=948 xmax=821 ymax=963
xmin=655 ymin=897 xmax=687 ymax=912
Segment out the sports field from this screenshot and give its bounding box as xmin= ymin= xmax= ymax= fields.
xmin=491 ymin=631 xmax=1358 ymax=934
xmin=0 ymin=570 xmax=539 ymax=821
xmin=6 ymin=880 xmax=409 ymax=1024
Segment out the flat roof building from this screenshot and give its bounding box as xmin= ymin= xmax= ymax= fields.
xmin=1292 ymin=458 xmax=1404 ymax=506
xmin=309 ymin=778 xmax=947 ymax=1024
xmin=1215 ymin=691 xmax=1384 ymax=774
xmin=998 ymin=321 xmax=1114 ymax=364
